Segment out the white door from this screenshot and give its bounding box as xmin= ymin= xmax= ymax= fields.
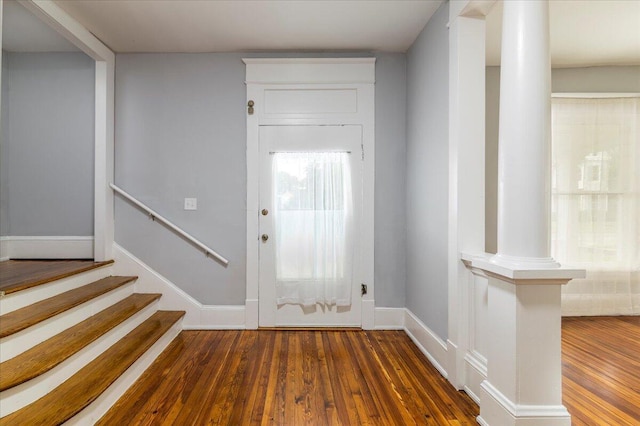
xmin=258 ymin=125 xmax=363 ymax=327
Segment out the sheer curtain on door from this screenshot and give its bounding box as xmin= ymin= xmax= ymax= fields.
xmin=551 ymin=97 xmax=640 ymax=314
xmin=272 ymin=152 xmax=354 ymax=307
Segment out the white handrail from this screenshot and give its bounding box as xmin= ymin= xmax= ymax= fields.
xmin=110 ymin=183 xmax=229 ymax=265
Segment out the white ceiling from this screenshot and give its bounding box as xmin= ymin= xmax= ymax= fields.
xmin=2 ymin=0 xmax=639 ymax=68
xmin=52 ymin=0 xmax=443 ymax=53
xmin=485 ymin=0 xmax=640 ymax=68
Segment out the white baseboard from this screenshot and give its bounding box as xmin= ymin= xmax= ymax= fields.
xmin=464 ymin=350 xmax=488 ymax=404
xmin=112 ymin=243 xmax=245 ymax=329
xmin=0 ymin=236 xmax=94 ymax=259
xmin=374 ymin=307 xmax=405 ymax=329
xmin=403 ymin=308 xmax=448 ymax=378
xmin=479 ymin=380 xmax=571 ymax=426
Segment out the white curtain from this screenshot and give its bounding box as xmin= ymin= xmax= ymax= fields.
xmin=272 ymin=152 xmax=354 ymax=307
xmin=551 ymin=97 xmax=640 ymax=313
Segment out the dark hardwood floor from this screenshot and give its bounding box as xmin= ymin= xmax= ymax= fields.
xmin=100 ymin=318 xmax=640 ymax=425
xmin=562 ymin=316 xmax=640 ymax=425
xmin=98 ymin=330 xmax=479 ymax=425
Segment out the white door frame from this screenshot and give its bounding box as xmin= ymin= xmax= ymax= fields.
xmin=243 ymin=58 xmax=376 ymax=329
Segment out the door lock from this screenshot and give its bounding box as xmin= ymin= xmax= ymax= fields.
xmin=261 ymin=234 xmax=269 ymax=242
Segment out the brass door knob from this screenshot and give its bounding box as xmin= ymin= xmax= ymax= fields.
xmin=261 ymin=209 xmax=269 ymax=216
xmin=261 ymin=234 xmax=269 ymax=242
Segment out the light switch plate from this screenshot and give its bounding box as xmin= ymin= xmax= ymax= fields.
xmin=184 ymin=198 xmax=197 ymax=210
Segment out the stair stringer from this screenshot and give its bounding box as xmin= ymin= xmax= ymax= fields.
xmin=113 ymin=243 xmax=245 ymax=329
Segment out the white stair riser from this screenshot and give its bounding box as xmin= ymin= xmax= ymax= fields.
xmin=64 ymin=319 xmax=183 ymax=425
xmin=0 ymin=283 xmax=134 ymax=361
xmin=0 ymin=266 xmax=114 ymax=315
xmin=0 ymin=300 xmax=159 ymax=417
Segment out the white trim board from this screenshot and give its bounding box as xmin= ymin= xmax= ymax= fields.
xmin=112 ymin=243 xmax=245 ymax=329
xmin=403 ymin=309 xmax=449 ymax=378
xmin=0 ymin=236 xmax=94 ymax=259
xmin=552 ymin=93 xmax=640 ymax=98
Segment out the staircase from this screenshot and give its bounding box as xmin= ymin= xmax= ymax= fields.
xmin=0 ymin=260 xmax=185 ymax=425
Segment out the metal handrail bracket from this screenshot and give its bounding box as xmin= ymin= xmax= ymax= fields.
xmin=110 ymin=183 xmax=229 ymax=266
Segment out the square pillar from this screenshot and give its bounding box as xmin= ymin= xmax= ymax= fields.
xmin=471 ymin=258 xmax=583 ymax=426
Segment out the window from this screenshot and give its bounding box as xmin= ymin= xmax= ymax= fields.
xmin=551 ymin=97 xmax=639 ymax=312
xmin=272 ymin=152 xmax=354 ymax=306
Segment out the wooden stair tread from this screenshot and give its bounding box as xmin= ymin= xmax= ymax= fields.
xmin=0 ymin=293 xmax=162 ymax=392
xmin=0 ymin=260 xmax=114 ymax=295
xmin=0 ymin=276 xmax=137 ymax=338
xmin=0 ymin=310 xmax=185 ymax=426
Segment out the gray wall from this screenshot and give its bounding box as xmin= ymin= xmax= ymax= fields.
xmin=374 ymin=53 xmax=407 ymax=308
xmin=405 ymin=2 xmax=449 ymax=340
xmin=485 ymin=65 xmax=640 ymax=253
xmin=1 ymin=52 xmax=8 ymax=236
xmin=115 ymin=52 xmax=408 ymax=306
xmin=0 ymin=52 xmax=94 ymax=236
xmin=485 ymin=67 xmax=500 ymax=254
xmin=552 ymin=66 xmax=640 ymax=93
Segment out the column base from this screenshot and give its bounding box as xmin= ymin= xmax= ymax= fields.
xmin=478 ymin=380 xmax=571 ymax=426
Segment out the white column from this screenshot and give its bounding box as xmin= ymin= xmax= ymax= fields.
xmin=472 ymin=1 xmax=584 ymax=425
xmin=493 ymin=0 xmax=558 ymax=268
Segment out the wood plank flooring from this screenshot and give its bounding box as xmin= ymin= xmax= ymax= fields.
xmin=98 ymin=330 xmax=479 ymax=425
xmin=0 ymin=259 xmax=113 ymax=295
xmin=562 ymin=316 xmax=640 ymax=426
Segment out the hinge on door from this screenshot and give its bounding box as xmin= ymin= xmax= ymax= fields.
xmin=361 ymin=283 xmax=368 ymax=296
xmin=361 ymin=144 xmax=365 ymax=161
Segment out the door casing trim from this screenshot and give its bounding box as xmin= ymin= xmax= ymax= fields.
xmin=243 ymin=58 xmax=376 ymax=329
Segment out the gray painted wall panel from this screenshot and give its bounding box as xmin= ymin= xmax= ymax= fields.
xmin=115 ymin=53 xmax=247 ymax=305
xmin=1 ymin=52 xmax=9 ymax=235
xmin=1 ymin=52 xmax=94 ymax=236
xmin=374 ymin=53 xmax=407 ymax=308
xmin=115 ymin=52 xmax=408 ymax=306
xmin=552 ymin=66 xmax=640 ymax=93
xmin=485 ymin=66 xmax=500 ymax=254
xmin=405 ymin=2 xmax=449 ymax=340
